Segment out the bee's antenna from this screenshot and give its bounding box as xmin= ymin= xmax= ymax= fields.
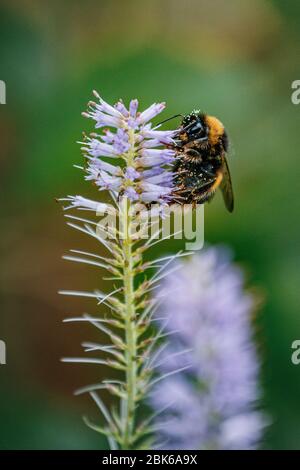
xmin=157 ymin=114 xmax=184 ymax=126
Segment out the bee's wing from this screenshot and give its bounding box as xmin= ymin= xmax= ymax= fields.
xmin=220 ymin=155 xmax=234 ymax=212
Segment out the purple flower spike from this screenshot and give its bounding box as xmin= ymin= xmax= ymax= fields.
xmin=81 ymin=138 xmax=119 ymax=157
xmin=114 ymin=99 xmax=129 ymax=117
xmin=129 ymin=99 xmax=139 ymax=117
xmin=124 ymin=186 xmax=139 ymax=201
xmin=125 ymin=167 xmax=140 ymax=181
xmin=80 ymin=93 xmax=177 ymax=205
xmin=150 ymin=247 xmax=268 ymax=450
xmin=137 ymin=102 xmax=166 ymax=125
xmin=141 ymin=128 xmax=176 ymax=144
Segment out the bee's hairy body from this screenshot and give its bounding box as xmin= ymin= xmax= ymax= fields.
xmin=172 ymin=111 xmax=234 ymax=212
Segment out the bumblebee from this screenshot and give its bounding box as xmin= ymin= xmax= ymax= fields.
xmin=169 ymin=111 xmax=234 ymax=212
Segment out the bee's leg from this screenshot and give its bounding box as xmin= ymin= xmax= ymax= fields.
xmin=168 ymin=144 xmax=182 ymax=152
xmin=195 ymin=179 xmax=215 ymax=191
xmin=193 ymin=137 xmax=208 ymax=144
xmin=182 ymin=135 xmax=207 ymax=146
xmin=201 ymin=168 xmax=215 ymax=177
xmin=186 ymin=148 xmax=201 ymax=157
xmin=195 ymin=191 xmax=215 ymax=205
xmin=201 ymin=163 xmax=215 ymax=177
xmin=185 ymin=149 xmax=203 ymax=163
xmin=173 ymin=139 xmax=184 ymax=148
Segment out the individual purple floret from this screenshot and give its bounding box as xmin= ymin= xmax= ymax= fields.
xmin=150 ymin=246 xmax=268 ymax=450
xmin=80 ymin=91 xmax=176 ymax=204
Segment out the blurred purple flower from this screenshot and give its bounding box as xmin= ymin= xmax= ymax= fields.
xmin=150 ymin=247 xmax=268 ymax=450
xmin=80 ymin=91 xmax=176 ymax=204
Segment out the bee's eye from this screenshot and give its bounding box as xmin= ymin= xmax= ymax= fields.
xmin=193 ymin=122 xmax=202 ymax=131
xmin=180 ymin=117 xmax=207 ymax=140
xmin=189 ymin=121 xmax=205 ymax=136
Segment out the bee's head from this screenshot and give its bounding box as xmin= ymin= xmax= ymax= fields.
xmin=180 ymin=111 xmax=207 ymax=142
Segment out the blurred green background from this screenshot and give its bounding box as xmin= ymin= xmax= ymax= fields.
xmin=0 ymin=0 xmax=300 ymax=450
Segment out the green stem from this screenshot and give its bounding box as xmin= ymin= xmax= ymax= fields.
xmin=117 ymin=127 xmax=141 ymax=449
xmin=120 ymin=189 xmax=137 ymax=450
